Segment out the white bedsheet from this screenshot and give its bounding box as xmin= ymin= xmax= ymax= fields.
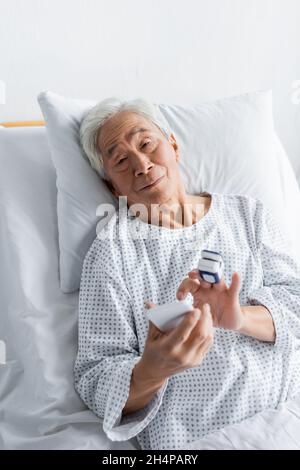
xmin=182 ymin=395 xmax=300 ymax=450
xmin=0 ymin=126 xmax=299 ymax=450
xmin=0 ymin=126 xmax=136 ymax=450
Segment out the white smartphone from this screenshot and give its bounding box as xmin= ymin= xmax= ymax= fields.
xmin=146 ymin=299 xmax=194 ymax=333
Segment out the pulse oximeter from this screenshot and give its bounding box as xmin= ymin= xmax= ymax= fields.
xmin=198 ymin=249 xmax=223 ymax=284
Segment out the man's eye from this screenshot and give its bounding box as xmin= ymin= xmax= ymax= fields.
xmin=117 ymin=156 xmax=127 ymax=165
xmin=142 ymin=140 xmax=151 ymax=148
xmin=115 ymin=140 xmax=152 ymax=165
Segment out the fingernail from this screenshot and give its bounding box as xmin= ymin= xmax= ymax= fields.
xmin=178 ymin=292 xmax=183 ymax=300
xmin=203 ymin=303 xmax=211 ymax=312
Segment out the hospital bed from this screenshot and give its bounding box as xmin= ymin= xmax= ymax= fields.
xmin=0 ymin=120 xmax=300 ymax=451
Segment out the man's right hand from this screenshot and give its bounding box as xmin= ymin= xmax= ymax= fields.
xmin=138 ymin=302 xmax=214 ymax=383
xmin=122 ymin=303 xmax=213 ymax=416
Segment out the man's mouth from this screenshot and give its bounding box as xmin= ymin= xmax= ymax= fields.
xmin=139 ymin=175 xmax=165 ymax=191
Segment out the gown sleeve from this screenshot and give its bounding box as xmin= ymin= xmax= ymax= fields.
xmin=247 ymin=201 xmax=300 ymax=352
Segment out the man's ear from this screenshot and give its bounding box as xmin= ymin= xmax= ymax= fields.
xmin=169 ymin=133 xmax=180 ymax=162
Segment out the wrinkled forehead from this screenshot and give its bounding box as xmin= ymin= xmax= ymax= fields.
xmin=97 ymin=111 xmax=161 ymax=156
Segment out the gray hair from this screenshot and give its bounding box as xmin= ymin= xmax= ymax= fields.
xmin=79 ymin=97 xmax=172 ymax=179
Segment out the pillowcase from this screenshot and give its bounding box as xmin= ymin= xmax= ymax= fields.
xmin=38 ymin=90 xmax=300 ymax=293
xmin=38 ymin=92 xmax=116 ymax=293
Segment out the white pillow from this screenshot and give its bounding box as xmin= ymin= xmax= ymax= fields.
xmin=38 ymin=90 xmax=300 ymax=293
xmin=38 ymin=92 xmax=116 ymax=293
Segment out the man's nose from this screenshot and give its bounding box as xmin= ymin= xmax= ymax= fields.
xmin=133 ymin=154 xmax=154 ymax=177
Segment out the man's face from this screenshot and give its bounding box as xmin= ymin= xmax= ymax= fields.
xmin=97 ymin=110 xmax=182 ymax=207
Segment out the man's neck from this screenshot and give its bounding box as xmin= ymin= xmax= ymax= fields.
xmin=147 ymin=193 xmax=208 ymax=228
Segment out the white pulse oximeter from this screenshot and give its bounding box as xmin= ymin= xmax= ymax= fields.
xmin=198 ymin=249 xmax=223 ymax=284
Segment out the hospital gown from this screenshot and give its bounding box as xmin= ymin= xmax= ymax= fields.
xmin=74 ymin=192 xmax=300 ymax=450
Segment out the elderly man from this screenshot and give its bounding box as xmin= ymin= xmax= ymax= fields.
xmin=74 ymin=98 xmax=300 ymax=450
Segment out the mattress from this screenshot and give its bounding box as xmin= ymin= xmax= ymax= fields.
xmin=0 ymin=124 xmax=299 ymax=450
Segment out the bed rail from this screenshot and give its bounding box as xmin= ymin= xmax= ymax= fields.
xmin=0 ymin=121 xmax=45 ymax=127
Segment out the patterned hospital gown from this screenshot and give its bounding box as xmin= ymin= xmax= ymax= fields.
xmin=74 ymin=192 xmax=300 ymax=450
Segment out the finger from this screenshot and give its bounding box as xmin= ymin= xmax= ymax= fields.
xmin=200 ymin=303 xmax=213 ymax=331
xmin=166 ymin=309 xmax=201 ymax=345
xmin=177 ymin=278 xmax=200 ymax=300
xmin=195 ymin=333 xmax=214 ymax=358
xmin=228 ymin=272 xmax=241 ymax=298
xmin=185 ymin=303 xmax=213 ymax=348
xmin=188 ymin=270 xmax=212 ymax=288
xmin=189 ymin=270 xmax=213 ymax=289
xmin=212 ymin=274 xmax=227 ymax=292
xmin=193 ymin=303 xmax=213 ymax=335
xmin=200 ymin=279 xmax=212 ymax=289
xmin=181 ymin=335 xmax=212 ymax=371
xmin=148 ymin=319 xmax=164 ymax=339
xmin=188 ymin=269 xmax=201 ymax=280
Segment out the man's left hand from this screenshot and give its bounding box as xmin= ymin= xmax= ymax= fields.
xmin=176 ymin=270 xmax=244 ymax=331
